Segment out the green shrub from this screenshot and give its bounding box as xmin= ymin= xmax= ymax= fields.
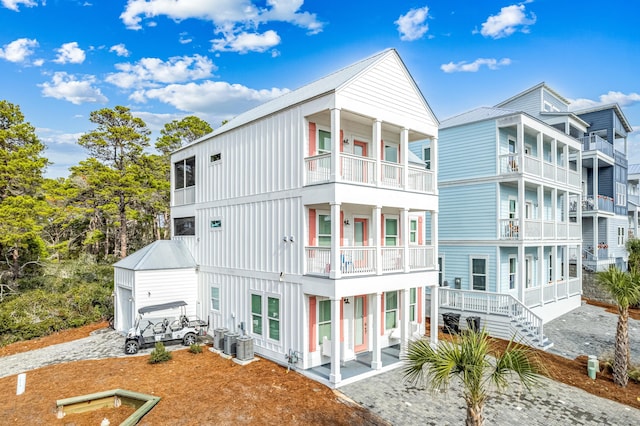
xmin=149 ymin=342 xmax=172 ymax=364
xmin=189 ymin=344 xmax=203 ymax=354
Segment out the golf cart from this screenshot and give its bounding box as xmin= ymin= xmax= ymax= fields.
xmin=124 ymin=300 xmax=208 ymax=355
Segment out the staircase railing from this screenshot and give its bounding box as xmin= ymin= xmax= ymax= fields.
xmin=439 ymin=287 xmax=545 ymax=347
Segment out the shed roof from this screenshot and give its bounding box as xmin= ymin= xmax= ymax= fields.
xmin=440 ymin=106 xmax=519 ymax=129
xmin=113 ymin=240 xmax=197 ymax=271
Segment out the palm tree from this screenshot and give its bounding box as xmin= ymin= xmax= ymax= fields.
xmin=596 ymin=266 xmax=640 ymax=387
xmin=403 ymin=330 xmax=543 ymax=426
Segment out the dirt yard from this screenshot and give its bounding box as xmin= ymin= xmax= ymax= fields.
xmin=1 ymin=300 xmax=639 ymax=425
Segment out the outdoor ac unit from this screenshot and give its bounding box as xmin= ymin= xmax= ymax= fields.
xmin=213 ymin=328 xmax=228 ymax=351
xmin=236 ymin=336 xmax=254 ymax=361
xmin=223 ymin=332 xmax=239 ymax=356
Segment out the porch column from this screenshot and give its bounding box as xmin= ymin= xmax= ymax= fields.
xmin=552 ymin=188 xmax=557 ymax=238
xmin=402 ymin=208 xmax=410 ymax=272
xmin=373 ymin=119 xmax=382 ymax=188
xmin=517 ymin=122 xmax=525 ymax=170
xmin=401 ymin=128 xmax=409 ymax=190
xmin=330 ymin=108 xmax=341 ymax=183
xmin=518 ymin=244 xmax=525 ymax=303
xmin=432 ymin=211 xmax=438 ymax=268
xmin=593 ymin=219 xmax=599 ymax=262
xmin=330 ymin=202 xmax=342 ymax=279
xmin=371 ymin=292 xmax=383 ymax=370
xmin=551 ymin=137 xmax=557 ymax=167
xmin=400 ymin=288 xmax=410 ymax=356
xmin=517 ymin=178 xmax=524 ymax=240
xmin=429 ymin=285 xmax=439 ymax=346
xmin=593 ymin=165 xmax=599 ymax=205
xmin=374 ymin=205 xmax=383 ymax=275
xmin=431 ymin=137 xmax=438 ymax=188
xmin=537 ymin=246 xmax=544 ymax=301
xmin=329 ymin=297 xmax=342 ymax=384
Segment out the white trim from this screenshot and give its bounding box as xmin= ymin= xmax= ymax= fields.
xmin=469 ymin=255 xmax=489 ymax=291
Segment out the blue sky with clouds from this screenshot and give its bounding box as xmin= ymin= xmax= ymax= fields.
xmin=1 ymin=0 xmax=639 ymax=178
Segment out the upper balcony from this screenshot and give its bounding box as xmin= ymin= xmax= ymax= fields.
xmin=305 ymin=152 xmax=435 ymax=193
xmin=499 ymin=153 xmax=581 ymax=189
xmin=569 ymin=194 xmax=614 ymax=215
xmin=580 ymin=134 xmax=614 ymax=157
xmin=499 ymin=218 xmax=580 ymax=241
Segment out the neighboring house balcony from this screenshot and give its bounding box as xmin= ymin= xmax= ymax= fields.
xmin=580 ymin=134 xmax=614 ymax=159
xmin=499 ymin=218 xmax=580 ymax=241
xmin=305 ymin=152 xmax=435 ymax=194
xmin=524 ymin=277 xmax=581 ymax=308
xmin=569 ymin=194 xmax=614 ymax=215
xmin=582 ymin=248 xmax=617 ymax=272
xmin=499 ymin=153 xmax=581 ymax=189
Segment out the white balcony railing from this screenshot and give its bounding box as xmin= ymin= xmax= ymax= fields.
xmin=305 ymin=247 xmax=331 ymax=276
xmin=380 ymin=161 xmax=403 ymax=189
xmin=381 ymin=247 xmax=404 ymax=272
xmin=524 ymin=277 xmax=581 ymax=308
xmin=543 ymin=221 xmax=555 ymax=239
xmin=305 ymin=154 xmax=331 ymax=185
xmin=524 ymin=155 xmax=541 ymax=176
xmin=543 ymin=161 xmax=554 ymax=179
xmin=524 ymin=220 xmax=541 ymax=239
xmin=340 ymin=247 xmax=376 ymax=275
xmin=408 ymin=166 xmax=435 ymax=193
xmin=409 ymin=246 xmax=435 ymax=270
xmin=341 ymin=153 xmax=376 ymax=186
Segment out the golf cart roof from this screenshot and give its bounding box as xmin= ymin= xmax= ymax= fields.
xmin=138 ymin=301 xmax=187 ymax=314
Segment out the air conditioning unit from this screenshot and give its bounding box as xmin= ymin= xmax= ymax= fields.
xmin=236 ymin=336 xmax=254 ymax=361
xmin=223 ymin=332 xmax=239 ymax=356
xmin=213 ymin=328 xmax=228 ymax=351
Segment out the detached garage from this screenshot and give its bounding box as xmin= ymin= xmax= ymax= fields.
xmin=113 ymin=240 xmax=198 ymax=333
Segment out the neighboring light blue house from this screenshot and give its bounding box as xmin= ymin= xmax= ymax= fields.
xmin=426 ymin=85 xmax=585 ymax=349
xmin=629 ymin=164 xmax=640 ymax=240
xmin=571 ymin=104 xmax=633 ymax=271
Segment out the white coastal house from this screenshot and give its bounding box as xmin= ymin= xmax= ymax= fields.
xmin=431 ymin=83 xmax=585 ymax=349
xmin=114 ymin=49 xmax=440 ymax=387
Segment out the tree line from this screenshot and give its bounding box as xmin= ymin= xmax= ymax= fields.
xmin=0 ymin=100 xmax=213 ymax=300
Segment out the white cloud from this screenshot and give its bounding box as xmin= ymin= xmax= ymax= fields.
xmin=1 ymin=0 xmax=37 ymax=11
xmin=441 ymin=58 xmax=512 ymax=73
xmin=211 ymin=30 xmax=281 ymax=53
xmin=54 ymin=42 xmax=86 ymax=64
xmin=628 ymin=128 xmax=640 ymax=166
xmin=120 ymin=0 xmax=322 ymax=50
xmin=395 ymin=6 xmax=430 ymax=41
xmin=0 ymin=38 xmax=38 ymax=63
xmin=179 ymin=32 xmax=192 ymax=44
xmin=476 ymin=4 xmax=536 ymax=39
xmin=39 ymin=72 xmax=108 ymax=104
xmin=105 ymin=54 xmax=216 ymax=89
xmin=569 ymin=92 xmax=640 ymax=110
xmin=109 ymin=43 xmax=130 ymax=57
xmin=37 ymin=128 xmax=83 ymax=145
xmin=130 ymin=80 xmax=288 ymax=116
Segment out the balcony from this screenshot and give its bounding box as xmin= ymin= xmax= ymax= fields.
xmin=305 ymin=245 xmax=436 ymax=278
xmin=305 ymin=153 xmax=435 ymax=193
xmin=524 ymin=277 xmax=581 ymax=308
xmin=499 ymin=154 xmax=580 ymax=189
xmin=500 ymin=219 xmax=579 ymax=241
xmin=580 ymin=134 xmax=614 ymax=158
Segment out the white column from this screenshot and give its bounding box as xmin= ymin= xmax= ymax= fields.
xmin=431 ymin=137 xmax=438 ymax=193
xmin=518 ymin=244 xmax=525 ymax=303
xmin=400 ymin=288 xmax=410 ymax=356
xmin=552 ymin=188 xmax=557 ymax=238
xmin=330 ymin=202 xmax=342 ymax=279
xmin=373 ymin=119 xmax=382 ymax=187
xmin=517 ymin=123 xmax=525 ymax=170
xmin=401 ymin=128 xmax=409 ymax=190
xmin=374 ymin=205 xmax=383 ymax=275
xmin=402 ymin=208 xmax=410 ymax=272
xmin=432 ymin=211 xmax=438 ymax=268
xmin=429 ymin=285 xmax=439 ymax=346
xmin=329 ymin=297 xmax=342 ymax=384
xmin=371 ymin=292 xmax=382 ymax=370
xmin=518 ymin=178 xmax=525 ymax=240
xmin=331 ymin=108 xmax=341 ymax=183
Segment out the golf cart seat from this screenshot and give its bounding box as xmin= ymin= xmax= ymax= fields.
xmin=169 ymin=319 xmax=183 ymax=331
xmin=153 ymin=319 xmax=168 ymax=334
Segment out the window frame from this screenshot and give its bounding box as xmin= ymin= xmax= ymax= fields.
xmin=508 ymin=256 xmax=516 ymax=290
xmin=267 ymin=296 xmax=280 ymax=341
xmin=470 ymin=256 xmax=488 ymax=291
xmin=409 ymin=218 xmax=418 ymax=244
xmin=618 ymin=226 xmax=625 ymax=247
xmin=409 ymin=288 xmax=417 ymax=322
xmin=385 ymin=216 xmax=399 ymax=246
xmin=251 ymin=294 xmax=263 ymax=336
xmin=384 ymin=291 xmax=398 ymax=330
xmin=174 ymin=216 xmax=195 ymax=236
xmin=616 ymin=182 xmax=627 ymax=206
xmin=210 ymin=286 xmax=220 ymax=311
xmin=317 ymin=212 xmax=331 ymax=247
xmin=318 ymin=129 xmax=331 ymax=154
xmin=423 ymin=146 xmax=431 ymax=170
xmin=318 ymin=299 xmax=331 ymax=345
xmin=174 ymin=156 xmax=195 ymax=190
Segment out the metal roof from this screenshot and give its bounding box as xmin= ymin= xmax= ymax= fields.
xmin=495 ymin=82 xmax=571 ymax=108
xmin=571 ymin=103 xmax=633 ymax=133
xmin=113 ymin=240 xmax=197 ymax=271
xmin=138 ymin=301 xmax=187 ymax=314
xmin=440 ymin=106 xmax=519 ymax=129
xmin=629 ymin=164 xmax=640 ymax=175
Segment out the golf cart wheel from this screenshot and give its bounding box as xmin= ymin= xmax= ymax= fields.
xmin=183 ymin=333 xmax=197 ymax=346
xmin=125 ymin=340 xmax=139 ymax=354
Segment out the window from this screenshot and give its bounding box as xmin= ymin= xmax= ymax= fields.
xmin=438 ymin=256 xmax=444 ymax=287
xmin=424 ymin=146 xmax=431 ymax=170
xmin=509 ymin=199 xmax=517 ymax=219
xmin=618 ymin=227 xmax=625 ymax=246
xmin=210 ymin=219 xmax=222 ymax=230
xmin=409 ymin=219 xmax=418 ymax=244
xmin=174 ymin=217 xmax=195 ymax=236
xmin=385 ymin=218 xmax=398 ymax=246
xmin=384 ymin=144 xmax=398 ymax=163
xmin=508 ymin=137 xmax=516 ymax=154
xmin=267 ymin=297 xmax=280 ymax=341
xmin=318 ymin=130 xmax=331 ymax=153
xmin=508 ymin=257 xmax=516 ymax=290
xmin=617 ymin=183 xmax=627 ymax=206
xmin=174 ymin=156 xmax=195 ymax=189
xmin=409 ymin=288 xmax=417 ymax=322
xmin=318 ymin=214 xmax=331 ymax=246
xmin=210 ymin=287 xmax=220 ymax=311
xmin=251 ymin=294 xmax=262 ymax=335
xmin=318 ymin=300 xmax=331 ymax=345
xmin=210 ymin=152 xmax=222 ymax=163
xmin=548 ymin=254 xmax=553 ymax=282
xmin=471 ymin=257 xmax=487 ymax=291
xmin=385 ymin=291 xmax=398 ymax=329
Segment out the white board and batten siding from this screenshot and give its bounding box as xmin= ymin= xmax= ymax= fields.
xmin=133 ymin=269 xmax=198 ymax=317
xmin=337 ymin=53 xmax=438 ymax=135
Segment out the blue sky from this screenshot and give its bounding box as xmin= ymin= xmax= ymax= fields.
xmin=1 ymin=0 xmax=639 ymax=178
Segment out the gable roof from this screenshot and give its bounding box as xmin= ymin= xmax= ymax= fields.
xmin=440 ymin=106 xmax=519 ymax=129
xmin=113 ymin=240 xmax=197 ymax=271
xmin=178 ymin=49 xmax=437 ymax=151
xmin=571 ymin=103 xmax=633 ymax=133
xmin=495 ymin=82 xmax=570 ymax=108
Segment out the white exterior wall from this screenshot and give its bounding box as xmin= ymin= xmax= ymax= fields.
xmin=114 ymin=267 xmax=135 ymax=333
